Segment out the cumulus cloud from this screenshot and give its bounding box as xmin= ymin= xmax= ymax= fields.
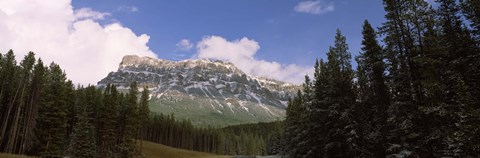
xmin=0 ymin=0 xmax=156 ymax=85
xmin=294 ymin=0 xmax=334 ymax=15
xmin=196 ymin=36 xmax=313 ymax=84
xmin=176 ymin=39 xmax=193 ymax=51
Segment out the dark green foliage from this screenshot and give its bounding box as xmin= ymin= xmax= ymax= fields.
xmin=141 ymin=113 xmax=220 ymax=153
xmin=355 ymin=20 xmax=390 ymax=157
xmin=0 ymin=50 xmax=281 ymax=157
xmin=284 ymin=30 xmax=358 ymax=158
xmin=435 ymin=0 xmax=480 ymax=156
xmin=97 ymin=84 xmax=119 ymax=157
xmin=20 ymin=58 xmax=45 ymax=154
xmin=0 ymin=50 xmax=153 ymax=157
xmin=35 ymin=63 xmax=70 ymax=157
xmin=137 ymin=86 xmax=150 ymax=154
xmin=118 ymin=82 xmax=139 ymax=157
xmin=312 ymin=30 xmax=357 ymax=157
xmin=0 ymin=50 xmax=17 ymax=153
xmin=138 ymin=86 xmax=150 ymax=137
xmin=139 ymin=113 xmax=283 ymax=156
xmin=283 ymin=1 xmax=480 ymax=157
xmin=0 ymin=51 xmax=36 ymax=154
xmin=283 ymin=91 xmax=306 ymax=157
xmin=67 ymin=108 xmax=96 ymax=158
xmin=219 ymin=121 xmax=282 ymax=155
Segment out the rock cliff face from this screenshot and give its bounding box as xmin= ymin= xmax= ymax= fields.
xmin=98 ymin=55 xmax=299 ymax=126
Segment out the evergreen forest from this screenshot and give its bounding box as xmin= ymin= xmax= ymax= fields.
xmin=1 ymin=0 xmax=480 ymax=157
xmin=284 ymin=0 xmax=480 ymax=157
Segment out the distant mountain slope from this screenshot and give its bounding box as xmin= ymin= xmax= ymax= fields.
xmin=98 ymin=55 xmax=299 ymax=126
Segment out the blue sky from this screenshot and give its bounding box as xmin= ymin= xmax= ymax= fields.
xmin=0 ymin=0 xmax=388 ymax=85
xmin=72 ymin=0 xmax=386 ymax=67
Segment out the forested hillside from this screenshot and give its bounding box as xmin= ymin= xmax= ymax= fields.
xmin=284 ymin=0 xmax=480 ymax=157
xmin=0 ymin=50 xmax=153 ymax=157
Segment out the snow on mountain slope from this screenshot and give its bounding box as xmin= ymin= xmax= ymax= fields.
xmin=98 ymin=55 xmax=300 ymax=126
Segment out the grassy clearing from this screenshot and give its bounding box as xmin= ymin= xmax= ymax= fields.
xmin=1 ymin=141 xmax=229 ymax=158
xmin=138 ymin=140 xmax=230 ymax=158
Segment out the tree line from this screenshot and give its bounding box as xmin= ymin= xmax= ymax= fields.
xmin=217 ymin=121 xmax=284 ymax=156
xmin=284 ymin=0 xmax=480 ymax=157
xmin=140 ymin=113 xmax=285 ymax=156
xmin=140 ymin=113 xmax=220 ymax=153
xmin=0 ymin=50 xmax=151 ymax=157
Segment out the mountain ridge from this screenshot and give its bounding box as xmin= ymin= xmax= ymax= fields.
xmin=98 ymin=55 xmax=300 ymax=126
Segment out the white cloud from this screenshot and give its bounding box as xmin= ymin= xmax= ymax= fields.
xmin=294 ymin=0 xmax=334 ymax=15
xmin=75 ymin=7 xmax=110 ymax=20
xmin=117 ymin=5 xmax=139 ymax=13
xmin=176 ymin=39 xmax=193 ymax=51
xmin=196 ymin=36 xmax=313 ymax=84
xmin=0 ymin=0 xmax=156 ymax=85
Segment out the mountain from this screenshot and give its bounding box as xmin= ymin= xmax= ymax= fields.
xmin=98 ymin=55 xmax=299 ymax=127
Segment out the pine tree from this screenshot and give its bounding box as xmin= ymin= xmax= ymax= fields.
xmin=0 ymin=50 xmax=17 ymax=153
xmin=380 ymin=0 xmax=432 ymax=155
xmin=20 ymin=58 xmax=45 ymax=154
xmin=97 ymin=84 xmax=119 ymax=157
xmin=35 ymin=63 xmax=69 ymax=157
xmin=295 ymin=76 xmax=314 ymax=157
xmin=67 ymin=108 xmax=96 ymax=158
xmin=284 ymin=29 xmax=357 ymax=158
xmin=284 ymin=91 xmax=305 ymax=158
xmin=324 ymin=29 xmax=356 ymax=157
xmin=356 ymin=20 xmax=391 ymax=157
xmin=119 ymin=82 xmax=139 ymax=157
xmin=64 ymin=80 xmax=75 ymax=143
xmin=435 ymin=0 xmax=480 ymax=156
xmin=0 ymin=52 xmax=35 ymax=154
xmin=138 ymin=86 xmax=150 ymax=152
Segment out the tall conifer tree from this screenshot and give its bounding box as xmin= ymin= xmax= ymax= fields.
xmin=356 ymin=20 xmax=390 ymax=157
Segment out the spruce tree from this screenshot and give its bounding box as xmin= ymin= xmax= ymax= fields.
xmin=1 ymin=52 xmax=35 ymax=154
xmin=356 ymin=20 xmax=390 ymax=157
xmin=64 ymin=80 xmax=75 ymax=144
xmin=324 ymin=29 xmax=356 ymax=157
xmin=301 ymin=59 xmax=328 ymax=157
xmin=436 ymin=0 xmax=480 ymax=156
xmin=20 ymin=58 xmax=45 ymax=154
xmin=0 ymin=50 xmax=17 ymax=152
xmin=119 ymin=82 xmax=139 ymax=157
xmin=97 ymin=84 xmax=119 ymax=157
xmin=284 ymin=91 xmax=304 ymax=158
xmin=380 ymin=0 xmax=431 ymax=155
xmin=67 ymin=108 xmax=96 ymax=158
xmin=138 ymin=86 xmax=150 ymax=152
xmin=35 ymin=63 xmax=69 ymax=157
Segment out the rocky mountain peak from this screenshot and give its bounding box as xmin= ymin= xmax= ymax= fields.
xmin=120 ymin=55 xmax=172 ymax=69
xmin=99 ymin=55 xmax=300 ymax=126
xmin=119 ymin=55 xmax=245 ymax=75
